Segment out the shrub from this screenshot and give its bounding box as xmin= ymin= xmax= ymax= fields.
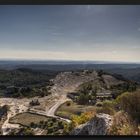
xmin=30 ymin=122 xmax=35 ymax=128
xmin=63 ymin=122 xmax=74 ymax=135
xmin=22 ymin=128 xmax=34 ymax=135
xmin=97 ymin=106 xmax=115 ymax=115
xmin=42 ymin=125 xmax=46 ymax=129
xmin=44 ymin=121 xmax=48 ymax=125
xmin=58 ymin=121 xmax=64 ymax=129
xmin=77 ymin=93 xmax=90 ymax=105
xmin=115 ymin=91 xmax=140 ymax=123
xmin=71 ymin=111 xmax=96 ymax=127
xmin=39 ymin=120 xmax=44 ymax=125
xmin=96 ymin=100 xmax=116 ymax=115
xmin=48 ymin=121 xmax=53 ymax=127
xmin=52 ymin=118 xmax=57 ymax=122
xmin=47 ymin=127 xmax=54 ymax=134
xmin=66 ymin=101 xmax=71 ymax=106
xmin=10 ymin=127 xmax=35 ymax=135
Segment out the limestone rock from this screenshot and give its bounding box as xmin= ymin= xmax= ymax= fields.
xmin=70 ymin=113 xmax=112 ymax=135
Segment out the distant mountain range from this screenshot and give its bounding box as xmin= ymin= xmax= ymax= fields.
xmin=0 ymin=60 xmax=140 ymax=83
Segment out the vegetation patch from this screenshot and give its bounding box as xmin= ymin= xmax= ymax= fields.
xmin=115 ymin=90 xmax=140 ymax=123
xmin=55 ymin=101 xmax=96 ymax=120
xmin=96 ymin=100 xmax=116 ymax=115
xmin=9 ymin=112 xmax=70 ymax=135
xmin=8 ymin=127 xmax=35 ymax=135
xmin=0 ymin=68 xmax=57 ymax=98
xmin=9 ymin=112 xmax=50 ymax=127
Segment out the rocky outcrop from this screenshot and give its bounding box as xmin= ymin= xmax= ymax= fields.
xmin=51 ymin=70 xmax=99 ymax=95
xmin=0 ymin=105 xmax=9 ymax=135
xmin=70 ymin=113 xmax=113 ymax=135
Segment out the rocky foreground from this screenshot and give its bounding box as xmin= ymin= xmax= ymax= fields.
xmin=70 ymin=113 xmax=113 ymax=135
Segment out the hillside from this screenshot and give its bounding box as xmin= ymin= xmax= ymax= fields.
xmin=0 ymin=68 xmax=58 ymax=98
xmin=0 ymin=68 xmax=57 ymax=87
xmin=51 ymin=70 xmax=136 ymax=100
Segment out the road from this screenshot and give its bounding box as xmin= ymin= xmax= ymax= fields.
xmin=46 ymin=95 xmax=71 ymax=123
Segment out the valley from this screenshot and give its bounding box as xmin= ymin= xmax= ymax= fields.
xmin=0 ymin=64 xmax=139 ymax=135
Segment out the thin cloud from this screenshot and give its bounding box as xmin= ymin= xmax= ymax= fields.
xmin=51 ymin=32 xmax=63 ymax=36
xmin=87 ymin=5 xmax=91 ymax=10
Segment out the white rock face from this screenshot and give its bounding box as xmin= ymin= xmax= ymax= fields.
xmin=51 ymin=70 xmax=99 ymax=95
xmin=70 ymin=113 xmax=113 ymax=135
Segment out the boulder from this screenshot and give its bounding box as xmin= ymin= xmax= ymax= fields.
xmin=70 ymin=113 xmax=112 ymax=135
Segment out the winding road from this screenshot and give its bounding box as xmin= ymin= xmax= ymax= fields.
xmin=46 ymin=95 xmax=71 ymax=123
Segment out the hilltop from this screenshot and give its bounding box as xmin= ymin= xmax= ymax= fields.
xmin=51 ymin=70 xmax=136 ymax=99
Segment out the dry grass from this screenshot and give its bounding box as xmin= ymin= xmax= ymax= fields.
xmin=96 ymin=100 xmax=116 ymax=115
xmin=96 ymin=106 xmax=115 ymax=116
xmin=108 ymin=111 xmax=138 ymax=135
xmin=55 ymin=101 xmax=96 ymax=119
xmin=9 ymin=112 xmax=50 ymax=127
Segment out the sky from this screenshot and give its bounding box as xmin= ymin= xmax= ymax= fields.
xmin=0 ymin=5 xmax=140 ymax=62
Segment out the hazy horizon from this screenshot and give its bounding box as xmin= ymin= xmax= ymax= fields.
xmin=0 ymin=58 xmax=140 ymax=64
xmin=0 ymin=5 xmax=140 ymax=62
